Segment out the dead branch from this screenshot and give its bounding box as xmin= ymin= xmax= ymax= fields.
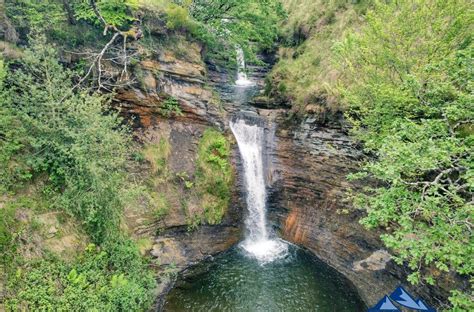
xmin=66 ymin=0 xmax=143 ymax=95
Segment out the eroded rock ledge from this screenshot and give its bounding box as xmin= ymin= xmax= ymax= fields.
xmin=110 ymin=39 xmax=243 ymax=309
xmin=265 ymin=113 xmax=455 ymax=308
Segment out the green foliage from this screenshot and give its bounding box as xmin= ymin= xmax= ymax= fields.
xmin=165 ymin=2 xmax=196 ymax=31
xmin=268 ymin=0 xmax=370 ymax=111
xmin=5 ymin=0 xmax=103 ymax=47
xmin=5 ymin=0 xmax=67 ymax=34
xmin=75 ymin=0 xmax=139 ymax=28
xmin=143 ymin=138 xmax=171 ymax=176
xmin=0 ymin=37 xmax=131 ymax=244
xmin=0 ymin=58 xmax=30 ymax=191
xmin=0 ymin=201 xmax=19 ymax=266
xmin=5 ymin=0 xmax=284 ymax=69
xmin=160 ymin=96 xmax=183 ymax=118
xmin=194 ymin=128 xmax=232 ymax=225
xmin=176 ymin=171 xmax=194 ymax=189
xmin=449 ymin=280 xmax=474 ymax=311
xmin=5 ymin=240 xmax=155 ymax=311
xmin=167 ymin=0 xmax=286 ymax=64
xmin=150 ymin=192 xmax=170 ymax=219
xmin=334 ymin=1 xmax=473 ymax=309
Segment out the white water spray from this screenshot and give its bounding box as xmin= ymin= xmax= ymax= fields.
xmin=235 ymin=47 xmax=254 ymax=86
xmin=230 ymin=118 xmax=288 ymax=263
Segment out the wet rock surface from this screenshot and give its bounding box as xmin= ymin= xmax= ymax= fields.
xmin=112 ymin=37 xmax=455 ymax=309
xmin=264 ymin=114 xmax=456 ymax=308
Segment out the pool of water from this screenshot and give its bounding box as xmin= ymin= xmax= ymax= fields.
xmin=163 ymin=245 xmax=366 ymax=312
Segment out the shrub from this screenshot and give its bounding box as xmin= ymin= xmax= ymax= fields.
xmin=165 ymin=3 xmax=196 ymax=31
xmin=160 ymin=96 xmax=183 ymax=118
xmin=1 ymin=37 xmax=131 ymax=244
xmin=335 ymin=1 xmax=473 ymax=309
xmin=194 ymin=128 xmax=233 ymax=225
xmin=74 ymin=0 xmax=139 ymax=28
xmin=5 ymin=240 xmax=155 ymax=311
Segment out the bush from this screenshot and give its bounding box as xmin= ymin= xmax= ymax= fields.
xmin=165 ymin=3 xmax=196 ymax=31
xmin=160 ymin=96 xmax=183 ymax=118
xmin=1 ymin=36 xmax=156 ymax=311
xmin=5 ymin=240 xmax=155 ymax=311
xmin=74 ymin=0 xmax=139 ymax=29
xmin=335 ymin=1 xmax=473 ymax=309
xmin=1 ymin=36 xmax=131 ymax=244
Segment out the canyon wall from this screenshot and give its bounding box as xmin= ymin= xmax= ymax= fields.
xmin=264 ymin=112 xmax=456 ymax=308
xmin=114 ymin=40 xmax=242 ymax=271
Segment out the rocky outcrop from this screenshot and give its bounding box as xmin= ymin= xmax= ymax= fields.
xmin=123 ymin=121 xmax=241 ymax=270
xmin=116 ymin=41 xmax=224 ymax=129
xmin=264 ymin=114 xmax=452 ymax=308
xmin=114 ymin=35 xmax=246 ymax=276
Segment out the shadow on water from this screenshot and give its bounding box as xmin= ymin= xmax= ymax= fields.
xmin=164 ymin=245 xmax=367 ymax=312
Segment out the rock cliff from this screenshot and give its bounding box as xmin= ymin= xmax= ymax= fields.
xmin=112 ymin=37 xmax=242 ymax=273
xmin=264 ymin=112 xmax=457 ymax=308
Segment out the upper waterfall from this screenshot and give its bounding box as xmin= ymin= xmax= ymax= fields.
xmin=235 ymin=46 xmax=254 ymax=86
xmin=230 ymin=118 xmax=287 ymax=263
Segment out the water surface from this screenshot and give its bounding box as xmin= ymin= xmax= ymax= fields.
xmin=164 ymin=245 xmax=366 ymax=312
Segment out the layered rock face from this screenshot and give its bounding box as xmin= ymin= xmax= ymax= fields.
xmin=111 ymin=32 xmax=455 ymax=308
xmin=114 ymin=40 xmax=242 ymax=272
xmin=265 ymin=114 xmax=451 ymax=307
xmin=123 ymin=123 xmax=241 ymax=270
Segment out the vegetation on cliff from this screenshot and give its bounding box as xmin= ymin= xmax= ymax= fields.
xmin=195 ymin=128 xmax=233 ymax=225
xmin=267 ymin=0 xmax=371 ymax=112
xmin=2 ymin=0 xmax=471 ymax=310
xmin=1 ymin=38 xmax=156 ymax=311
xmin=271 ymin=0 xmax=473 ymax=309
xmin=1 ymin=1 xmax=283 ymax=310
xmin=339 ymin=2 xmax=473 ymax=309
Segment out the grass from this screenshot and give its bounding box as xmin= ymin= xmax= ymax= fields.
xmin=150 ymin=192 xmax=170 ymax=220
xmin=268 ymin=0 xmax=371 ymax=113
xmin=143 ymin=138 xmax=171 ymax=178
xmin=193 ymin=128 xmax=233 ymax=225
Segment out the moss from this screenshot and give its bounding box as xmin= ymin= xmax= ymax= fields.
xmin=192 ymin=128 xmax=233 ymax=226
xmin=143 ymin=138 xmax=171 ymax=177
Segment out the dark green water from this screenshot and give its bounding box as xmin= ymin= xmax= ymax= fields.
xmin=164 ymin=245 xmax=366 ymax=312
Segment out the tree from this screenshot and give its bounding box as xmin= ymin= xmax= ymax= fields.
xmin=334 ymin=0 xmax=473 ymax=309
xmin=1 ymin=36 xmax=132 ymax=243
xmin=177 ymin=0 xmax=285 ymax=62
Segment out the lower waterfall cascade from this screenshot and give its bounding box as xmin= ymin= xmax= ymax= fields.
xmin=229 ymin=118 xmax=288 ymax=263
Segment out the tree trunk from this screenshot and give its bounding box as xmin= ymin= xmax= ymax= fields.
xmin=62 ymin=0 xmax=77 ymax=25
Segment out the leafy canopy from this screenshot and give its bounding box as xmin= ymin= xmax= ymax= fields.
xmin=334 ymin=0 xmax=473 ymax=309
xmin=0 ymin=36 xmax=131 ymax=243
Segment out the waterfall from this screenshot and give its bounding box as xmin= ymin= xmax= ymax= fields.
xmin=235 ymin=46 xmax=254 ymax=86
xmin=230 ymin=118 xmax=288 ymax=263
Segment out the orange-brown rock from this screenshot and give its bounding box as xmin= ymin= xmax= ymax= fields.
xmin=115 ymin=41 xmax=222 ymax=129
xmin=266 ymin=114 xmax=452 ymax=308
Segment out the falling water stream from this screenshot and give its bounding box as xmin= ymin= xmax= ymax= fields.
xmin=163 ymin=52 xmax=366 ymax=312
xmin=235 ymin=47 xmax=254 ymax=87
xmin=229 ymin=118 xmax=288 ymax=263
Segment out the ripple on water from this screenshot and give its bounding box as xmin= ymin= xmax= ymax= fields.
xmin=164 ymin=245 xmax=366 ymax=312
